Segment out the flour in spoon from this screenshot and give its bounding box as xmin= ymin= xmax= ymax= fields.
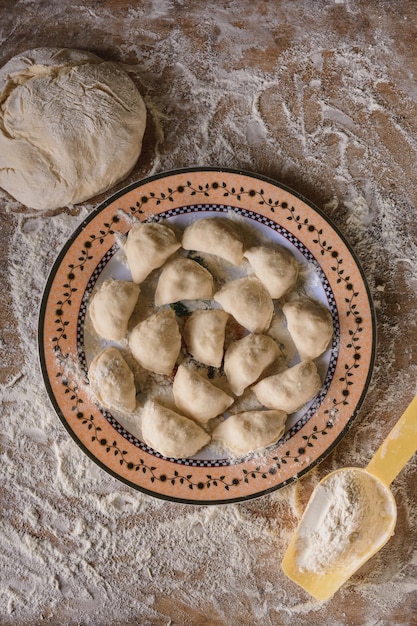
xmin=295 ymin=469 xmax=395 ymax=574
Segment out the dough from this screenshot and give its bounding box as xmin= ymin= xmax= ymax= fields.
xmin=124 ymin=221 xmax=181 ymax=284
xmin=0 ymin=48 xmax=146 ymax=210
xmin=172 ymin=364 xmax=234 ymax=423
xmin=252 ymin=360 xmax=322 ymax=413
xmin=88 ymin=279 xmax=140 ymax=342
xmin=224 ymin=333 xmax=281 ymax=396
xmin=155 ymin=257 xmax=214 ymax=306
xmin=244 ymin=244 xmax=299 ymax=298
xmin=182 ymin=217 xmax=245 ymax=265
xmin=282 ymin=295 xmax=333 ymax=360
xmin=183 ymin=309 xmax=229 ymax=368
xmin=141 ymin=400 xmax=211 ymax=458
xmin=129 ymin=309 xmax=181 ymax=375
xmin=214 ymin=276 xmax=274 ymax=333
xmin=88 ymin=347 xmax=136 ymax=412
xmin=212 ymin=409 xmax=287 ymax=455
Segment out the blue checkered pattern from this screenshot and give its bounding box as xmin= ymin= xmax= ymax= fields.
xmin=75 ymin=205 xmax=340 ymax=467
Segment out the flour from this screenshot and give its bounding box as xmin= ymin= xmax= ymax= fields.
xmin=295 ymin=469 xmax=396 ymax=574
xmin=2 ymin=1 xmax=417 ymax=624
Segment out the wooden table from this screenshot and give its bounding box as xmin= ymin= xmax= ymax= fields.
xmin=1 ymin=1 xmax=417 ymax=624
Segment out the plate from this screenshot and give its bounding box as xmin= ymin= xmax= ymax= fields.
xmin=39 ymin=168 xmax=376 ymax=504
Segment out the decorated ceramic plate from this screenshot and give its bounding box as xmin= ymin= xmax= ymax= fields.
xmin=39 ymin=168 xmax=376 ymax=504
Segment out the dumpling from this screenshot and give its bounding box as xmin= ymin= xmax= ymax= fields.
xmin=129 ymin=309 xmax=181 ymax=375
xmin=182 ymin=217 xmax=244 ymax=265
xmin=155 ymin=257 xmax=214 ymax=306
xmin=141 ymin=400 xmax=211 ymax=458
xmin=224 ymin=333 xmax=281 ymax=396
xmin=282 ymin=296 xmax=333 ymax=360
xmin=173 ymin=364 xmax=234 ymax=423
xmin=88 ymin=279 xmax=140 ymax=342
xmin=251 ymin=360 xmax=322 ymax=413
xmin=244 ymin=244 xmax=299 ymax=298
xmin=124 ymin=221 xmax=181 ymax=283
xmin=212 ymin=409 xmax=287 ymax=455
xmin=183 ymin=309 xmax=229 ymax=368
xmin=88 ymin=347 xmax=136 ymax=412
xmin=214 ymin=276 xmax=273 ymax=333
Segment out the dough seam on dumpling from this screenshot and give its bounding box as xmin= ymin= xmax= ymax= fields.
xmin=212 ymin=409 xmax=287 ymax=455
xmin=155 ymin=256 xmax=214 ymax=306
xmin=124 ymin=221 xmax=181 ymax=284
xmin=213 ymin=276 xmax=274 ymax=333
xmin=173 ymin=364 xmax=234 ymax=423
xmin=129 ymin=308 xmax=181 ymax=375
xmin=183 ymin=309 xmax=229 ymax=368
xmin=244 ymin=244 xmax=299 ymax=299
xmin=224 ymin=333 xmax=282 ymax=396
xmin=88 ymin=278 xmax=140 ymax=342
xmin=88 ymin=346 xmax=137 ymax=413
xmin=282 ymin=295 xmax=333 ymax=361
xmin=141 ymin=399 xmax=211 ymax=458
xmin=251 ymin=359 xmax=322 ymax=414
xmin=182 ymin=217 xmax=245 ymax=266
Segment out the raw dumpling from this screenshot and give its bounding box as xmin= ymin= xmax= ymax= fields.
xmin=124 ymin=222 xmax=181 ymax=283
xmin=141 ymin=400 xmax=211 ymax=458
xmin=252 ymin=360 xmax=322 ymax=413
xmin=224 ymin=333 xmax=281 ymax=396
xmin=183 ymin=309 xmax=229 ymax=368
xmin=244 ymin=244 xmax=299 ymax=298
xmin=88 ymin=279 xmax=140 ymax=342
xmin=129 ymin=309 xmax=181 ymax=375
xmin=282 ymin=296 xmax=333 ymax=360
xmin=212 ymin=409 xmax=287 ymax=455
xmin=182 ymin=217 xmax=244 ymax=265
xmin=88 ymin=347 xmax=136 ymax=412
xmin=155 ymin=257 xmax=214 ymax=306
xmin=173 ymin=364 xmax=234 ymax=423
xmin=214 ymin=276 xmax=273 ymax=333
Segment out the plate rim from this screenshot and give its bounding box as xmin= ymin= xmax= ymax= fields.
xmin=38 ymin=166 xmax=377 ymax=504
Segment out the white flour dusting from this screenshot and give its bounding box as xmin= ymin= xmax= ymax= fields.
xmin=2 ymin=1 xmax=417 ymax=624
xmin=295 ymin=469 xmax=396 ymax=574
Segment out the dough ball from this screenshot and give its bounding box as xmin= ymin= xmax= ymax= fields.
xmin=155 ymin=257 xmax=214 ymax=306
xmin=88 ymin=347 xmax=137 ymax=413
xmin=129 ymin=309 xmax=181 ymax=376
xmin=124 ymin=221 xmax=181 ymax=284
xmin=214 ymin=276 xmax=274 ymax=333
xmin=224 ymin=333 xmax=282 ymax=396
xmin=183 ymin=309 xmax=229 ymax=368
xmin=251 ymin=360 xmax=322 ymax=413
xmin=141 ymin=400 xmax=211 ymax=458
xmin=212 ymin=409 xmax=287 ymax=456
xmin=182 ymin=217 xmax=245 ymax=265
xmin=88 ymin=279 xmax=140 ymax=342
xmin=244 ymin=244 xmax=299 ymax=299
xmin=172 ymin=364 xmax=234 ymax=423
xmin=0 ymin=48 xmax=146 ymax=210
xmin=282 ymin=295 xmax=333 ymax=360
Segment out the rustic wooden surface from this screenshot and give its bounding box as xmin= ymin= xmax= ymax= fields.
xmin=1 ymin=1 xmax=417 ymax=625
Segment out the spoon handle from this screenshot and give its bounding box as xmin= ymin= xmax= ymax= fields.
xmin=366 ymin=394 xmax=417 ymax=486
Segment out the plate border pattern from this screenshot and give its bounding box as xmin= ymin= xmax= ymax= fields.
xmin=38 ymin=167 xmax=376 ymax=504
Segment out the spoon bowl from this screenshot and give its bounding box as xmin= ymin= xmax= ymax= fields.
xmin=282 ymin=394 xmax=417 ymax=600
xmin=282 ymin=467 xmax=397 ymax=601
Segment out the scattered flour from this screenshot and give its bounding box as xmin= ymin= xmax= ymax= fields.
xmin=2 ymin=1 xmax=417 ymax=625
